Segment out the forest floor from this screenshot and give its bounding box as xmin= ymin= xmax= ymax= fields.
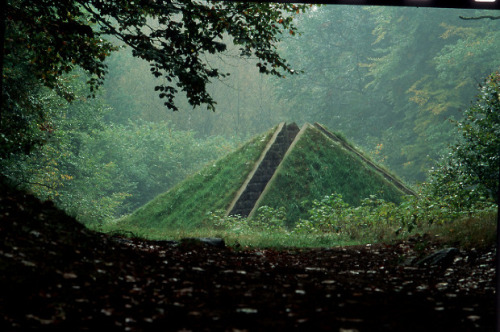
xmin=0 ymin=181 xmax=496 ymax=331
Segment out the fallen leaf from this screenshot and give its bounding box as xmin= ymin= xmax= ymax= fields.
xmin=63 ymin=272 xmax=77 ymax=279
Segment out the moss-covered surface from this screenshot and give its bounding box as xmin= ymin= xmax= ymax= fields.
xmin=116 ymin=126 xmax=277 ymax=229
xmin=255 ymin=125 xmax=407 ymax=224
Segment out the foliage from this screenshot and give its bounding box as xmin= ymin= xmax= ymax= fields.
xmin=272 ymin=6 xmax=500 ymax=181
xmin=292 ymin=194 xmax=400 ymax=240
xmin=252 ymin=206 xmax=288 ymax=232
xmin=207 ymin=206 xmax=287 ymax=234
xmin=4 ymin=0 xmax=309 ymax=107
xmin=0 ymin=72 xmax=124 ymax=225
xmin=1 ymin=73 xmax=239 ymax=224
xmin=3 ymin=3 xmax=499 ymax=245
xmin=300 ymin=193 xmax=350 ymax=233
xmin=104 ymin=188 xmax=496 ymax=249
xmin=207 ymin=180 xmax=495 ymax=244
xmin=273 ymin=6 xmax=377 ymax=132
xmin=100 ymin=38 xmax=291 ymax=139
xmin=454 ymin=72 xmax=500 ymax=198
xmin=2 ymin=0 xmax=310 ymax=162
xmin=2 ymin=0 xmax=114 ymax=157
xmin=85 ymin=120 xmax=239 ymax=216
xmin=207 ymin=211 xmax=252 ymax=234
xmin=427 ymin=72 xmax=500 ymax=205
xmin=119 ymin=123 xmax=410 ymax=230
xmin=104 ymin=69 xmax=499 ymax=247
xmin=428 ymin=212 xmax=496 ymax=250
xmin=72 ymin=5 xmax=500 ymax=184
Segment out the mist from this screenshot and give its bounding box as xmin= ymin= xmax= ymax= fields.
xmin=3 ymin=4 xmax=499 ymax=225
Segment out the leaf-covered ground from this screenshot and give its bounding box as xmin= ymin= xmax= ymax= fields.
xmin=0 ymin=182 xmax=496 ymax=331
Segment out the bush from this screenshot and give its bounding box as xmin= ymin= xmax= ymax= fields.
xmin=428 ymin=72 xmax=500 ymax=207
xmin=252 ymin=206 xmax=287 ymax=231
xmin=206 ymin=206 xmax=287 ymax=233
xmin=292 ymin=194 xmax=401 ymax=240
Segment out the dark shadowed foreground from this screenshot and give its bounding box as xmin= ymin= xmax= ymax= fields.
xmin=0 ymin=182 xmax=495 ymax=331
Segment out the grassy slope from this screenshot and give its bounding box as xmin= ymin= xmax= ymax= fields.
xmin=116 ymin=126 xmax=277 ymax=230
xmin=255 ymin=125 xmax=407 ymax=223
xmin=314 ymin=123 xmax=415 ymax=196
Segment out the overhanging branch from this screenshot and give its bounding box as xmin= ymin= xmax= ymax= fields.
xmin=459 ymin=15 xmax=500 ymax=21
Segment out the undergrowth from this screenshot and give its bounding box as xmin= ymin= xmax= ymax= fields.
xmin=100 ymin=192 xmax=497 ymax=249
xmin=99 ymin=222 xmax=362 ymax=249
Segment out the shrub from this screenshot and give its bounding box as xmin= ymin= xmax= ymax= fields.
xmin=252 ymin=206 xmax=288 ymax=231
xmin=427 ymin=72 xmax=500 ymax=208
xmin=206 ymin=206 xmax=287 ymax=233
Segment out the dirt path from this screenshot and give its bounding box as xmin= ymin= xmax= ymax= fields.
xmin=0 ymin=182 xmax=496 ymax=331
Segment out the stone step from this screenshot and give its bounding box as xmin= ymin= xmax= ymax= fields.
xmin=227 ymin=122 xmax=299 ymax=217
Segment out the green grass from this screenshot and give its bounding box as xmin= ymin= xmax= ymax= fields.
xmin=99 ymin=222 xmax=365 ymax=248
xmin=98 ymin=210 xmax=497 ymax=249
xmin=255 ymin=125 xmax=407 ymax=224
xmin=315 ymin=123 xmax=415 ymax=195
xmin=115 ymin=125 xmax=277 ymax=230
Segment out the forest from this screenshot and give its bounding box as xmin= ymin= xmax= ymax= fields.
xmin=2 ymin=3 xmax=499 ymax=228
xmin=0 ymin=1 xmax=499 ymax=330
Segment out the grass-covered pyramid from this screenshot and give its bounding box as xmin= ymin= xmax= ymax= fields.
xmin=118 ymin=122 xmax=414 ymax=230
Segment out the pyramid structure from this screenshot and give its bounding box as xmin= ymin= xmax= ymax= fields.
xmin=118 ymin=122 xmax=414 ymax=229
xmin=225 ymin=122 xmax=414 ymax=220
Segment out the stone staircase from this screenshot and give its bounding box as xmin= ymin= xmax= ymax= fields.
xmin=227 ymin=122 xmax=300 ymax=217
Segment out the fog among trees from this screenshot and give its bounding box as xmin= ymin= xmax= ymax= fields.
xmin=2 ymin=3 xmax=499 ymax=224
xmin=103 ymin=5 xmax=500 ymax=181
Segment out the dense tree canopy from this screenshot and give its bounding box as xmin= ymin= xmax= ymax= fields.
xmin=84 ymin=5 xmax=500 ymax=182
xmin=1 ymin=0 xmax=313 ymax=222
xmin=429 ymin=72 xmax=500 ymax=204
xmin=1 ymin=0 xmax=309 ymax=156
xmin=273 ymin=6 xmax=500 ymax=180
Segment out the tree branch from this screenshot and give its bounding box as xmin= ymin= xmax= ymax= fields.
xmin=459 ymin=15 xmax=500 ymax=21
